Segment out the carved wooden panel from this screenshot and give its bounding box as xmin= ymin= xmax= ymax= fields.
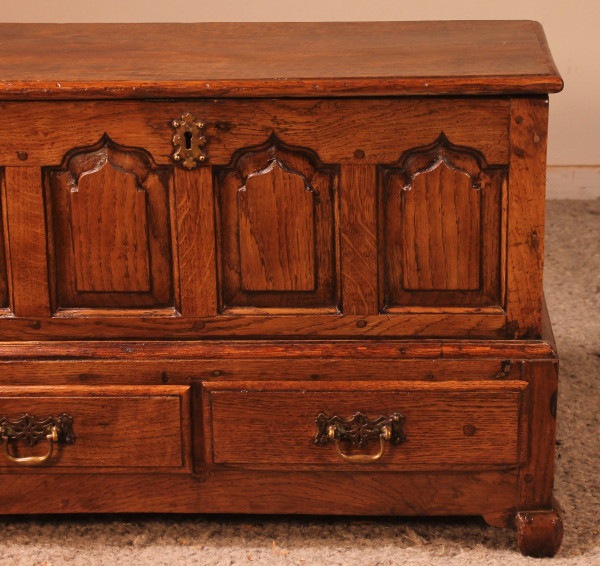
xmin=216 ymin=136 xmax=339 ymax=311
xmin=403 ymin=165 xmax=480 ymax=291
xmin=0 ymin=171 xmax=8 ymax=308
xmin=381 ymin=134 xmax=504 ymax=309
xmin=239 ymin=165 xmax=315 ymax=292
xmin=47 ymin=136 xmax=175 ymax=312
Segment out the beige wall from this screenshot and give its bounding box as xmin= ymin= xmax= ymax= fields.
xmin=3 ymin=0 xmax=599 ymax=167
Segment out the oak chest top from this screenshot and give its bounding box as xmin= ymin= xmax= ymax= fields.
xmin=0 ymin=21 xmax=563 ymax=99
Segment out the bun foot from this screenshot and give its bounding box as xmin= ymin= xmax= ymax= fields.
xmin=515 ymin=502 xmax=564 ymax=557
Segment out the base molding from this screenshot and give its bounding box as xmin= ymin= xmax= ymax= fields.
xmin=0 ymin=470 xmax=518 ymax=516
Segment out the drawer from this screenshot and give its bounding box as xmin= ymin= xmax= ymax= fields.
xmin=0 ymin=386 xmax=191 ymax=471
xmin=201 ymin=380 xmax=529 ymax=470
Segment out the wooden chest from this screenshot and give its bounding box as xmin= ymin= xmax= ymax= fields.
xmin=0 ymin=21 xmax=563 ymax=557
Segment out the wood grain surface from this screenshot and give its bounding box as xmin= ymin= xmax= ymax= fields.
xmin=381 ymin=142 xmax=504 ymax=310
xmin=0 ymin=386 xmax=191 ymax=471
xmin=339 ymin=165 xmax=379 ymax=314
xmin=518 ymin=361 xmax=559 ymax=509
xmin=0 ymin=359 xmax=524 ymax=386
xmin=47 ymin=139 xmax=175 ymax=310
xmin=4 ymin=167 xmax=51 ymax=317
xmin=174 ymin=167 xmax=218 ymax=317
xmin=0 ymin=333 xmax=556 ymax=360
xmin=0 ymin=99 xmax=510 ymax=167
xmin=0 ymin=22 xmax=562 ymax=98
xmin=506 ymin=98 xmax=549 ymax=338
xmin=0 ymin=313 xmax=507 ymax=339
xmin=203 ymin=380 xmax=527 ymax=470
xmin=0 ymin=95 xmax=515 ymax=335
xmin=0 ymin=22 xmax=563 ymax=556
xmin=0 ymin=470 xmax=519 ymax=516
xmin=0 ymin=176 xmax=9 ymax=309
xmin=402 ymin=165 xmax=481 ymax=291
xmin=217 ymin=140 xmax=338 ymax=310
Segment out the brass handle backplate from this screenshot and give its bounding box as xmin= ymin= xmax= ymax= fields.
xmin=315 ymin=411 xmax=406 ymax=464
xmin=0 ymin=413 xmax=75 ymax=466
xmin=171 ymin=112 xmax=207 ymax=169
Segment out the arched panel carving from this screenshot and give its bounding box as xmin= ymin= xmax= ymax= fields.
xmin=217 ymin=135 xmax=339 ymax=311
xmin=48 ymin=135 xmax=175 ymax=311
xmin=386 ymin=132 xmax=491 ymax=191
xmin=380 ymin=133 xmax=504 ymax=309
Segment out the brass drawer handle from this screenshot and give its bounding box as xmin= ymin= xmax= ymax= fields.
xmin=315 ymin=411 xmax=406 ymax=464
xmin=327 ymin=423 xmax=388 ymax=463
xmin=3 ymin=425 xmax=57 ymax=465
xmin=171 ymin=112 xmax=207 ymax=169
xmin=0 ymin=413 xmax=75 ymax=467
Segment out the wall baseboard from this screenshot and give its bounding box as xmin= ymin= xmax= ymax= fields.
xmin=547 ymin=166 xmax=600 ymax=199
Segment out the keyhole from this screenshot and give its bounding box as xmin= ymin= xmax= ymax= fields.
xmin=184 ymin=131 xmax=193 ymax=150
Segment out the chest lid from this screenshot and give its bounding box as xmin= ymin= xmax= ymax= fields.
xmin=0 ymin=21 xmax=562 ymax=99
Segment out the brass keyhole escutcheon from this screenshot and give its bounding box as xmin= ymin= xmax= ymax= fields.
xmin=184 ymin=131 xmax=193 ymax=150
xmin=171 ymin=112 xmax=207 ymax=169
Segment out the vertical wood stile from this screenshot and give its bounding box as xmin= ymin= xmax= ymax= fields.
xmin=4 ymin=167 xmax=51 ymax=317
xmin=507 ymin=98 xmax=549 ymax=338
xmin=0 ymin=171 xmax=9 ymax=308
xmin=339 ymin=165 xmax=379 ymax=314
xmin=174 ymin=167 xmax=218 ymax=316
xmin=518 ymin=361 xmax=558 ymax=508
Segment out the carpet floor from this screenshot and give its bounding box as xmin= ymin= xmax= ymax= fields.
xmin=0 ymin=199 xmax=598 ymax=565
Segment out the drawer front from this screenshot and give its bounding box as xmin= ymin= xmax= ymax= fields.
xmin=201 ymin=380 xmax=528 ymax=470
xmin=0 ymin=386 xmax=191 ymax=471
xmin=0 ymin=97 xmax=545 ymax=339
